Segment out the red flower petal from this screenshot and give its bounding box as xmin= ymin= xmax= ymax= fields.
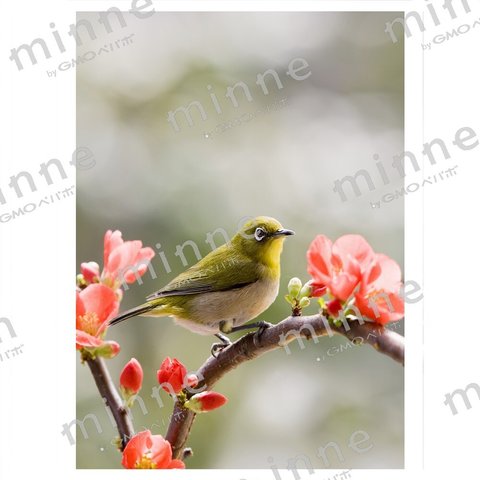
xmin=355 ymin=290 xmax=404 ymax=324
xmin=310 ymin=282 xmax=327 ymax=297
xmin=104 ymin=230 xmax=124 ymax=268
xmin=149 ymin=435 xmax=174 ymax=467
xmin=122 ymin=430 xmax=150 ymax=469
xmin=123 ymin=246 xmax=155 ymax=283
xmin=370 ymin=254 xmax=402 ymax=292
xmin=329 ymin=271 xmax=359 ymax=301
xmin=168 ymin=459 xmax=186 ymax=469
xmin=75 ymin=330 xmax=103 ymax=349
xmin=306 ymin=235 xmax=333 ymax=285
xmin=76 ymin=291 xmax=85 ymax=321
xmin=361 ymin=260 xmax=382 ymax=289
xmin=354 ymin=253 xmax=404 ymax=324
xmin=333 ymin=234 xmax=375 ymax=269
xmin=327 ymin=299 xmax=343 ymax=316
xmin=77 ymin=284 xmax=119 ymax=332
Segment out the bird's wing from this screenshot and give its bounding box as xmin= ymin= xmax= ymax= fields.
xmin=146 ymin=245 xmax=258 ymax=300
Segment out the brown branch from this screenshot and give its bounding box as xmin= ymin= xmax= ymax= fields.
xmin=86 ymin=356 xmax=134 ymax=450
xmin=165 ymin=314 xmax=404 ymax=459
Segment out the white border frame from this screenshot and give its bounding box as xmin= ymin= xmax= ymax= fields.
xmin=1 ymin=1 xmax=431 ymax=479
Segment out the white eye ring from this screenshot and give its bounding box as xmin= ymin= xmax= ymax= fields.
xmin=254 ymin=227 xmax=267 ymax=242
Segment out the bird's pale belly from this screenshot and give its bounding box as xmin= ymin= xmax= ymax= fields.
xmin=172 ymin=278 xmax=280 ymax=335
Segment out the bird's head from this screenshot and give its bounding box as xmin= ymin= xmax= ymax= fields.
xmin=231 ymin=216 xmax=295 ymax=267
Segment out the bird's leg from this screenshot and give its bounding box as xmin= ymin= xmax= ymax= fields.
xmin=211 ymin=333 xmax=232 ymax=358
xmin=211 ymin=321 xmax=273 ymax=357
xmin=230 ymin=321 xmax=274 ymax=348
xmin=229 ymin=320 xmax=273 ymax=336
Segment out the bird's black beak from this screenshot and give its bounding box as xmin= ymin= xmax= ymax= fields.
xmin=272 ymin=228 xmax=295 ymax=237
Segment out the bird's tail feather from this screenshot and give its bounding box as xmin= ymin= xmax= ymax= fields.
xmin=109 ymin=303 xmax=157 ymax=327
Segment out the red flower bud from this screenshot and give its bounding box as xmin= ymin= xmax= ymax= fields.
xmin=184 ymin=391 xmax=227 ymax=413
xmin=157 ymin=357 xmax=187 ymax=395
xmin=327 ymin=298 xmax=343 ymax=316
xmin=80 ymin=261 xmax=100 ymax=284
xmin=311 ymin=282 xmax=327 ymax=297
xmin=120 ymin=358 xmax=143 ymax=395
xmin=185 ymin=373 xmax=199 ymax=389
xmin=88 ymin=340 xmax=120 ymax=359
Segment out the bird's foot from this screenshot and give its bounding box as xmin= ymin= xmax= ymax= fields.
xmin=210 ymin=343 xmax=228 ymax=358
xmin=227 ymin=321 xmax=273 ymax=347
xmin=253 ymin=321 xmax=273 ymax=347
xmin=211 ymin=333 xmax=232 ymax=358
xmin=255 ymin=321 xmax=273 ymax=336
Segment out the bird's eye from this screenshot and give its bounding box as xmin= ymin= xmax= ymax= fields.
xmin=254 ymin=227 xmax=267 ymax=242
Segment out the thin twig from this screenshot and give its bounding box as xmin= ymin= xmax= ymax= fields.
xmin=86 ymin=356 xmax=134 ymax=450
xmin=166 ymin=314 xmax=404 ymax=459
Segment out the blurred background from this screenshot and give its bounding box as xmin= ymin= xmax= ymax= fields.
xmin=77 ymin=12 xmax=404 ymax=469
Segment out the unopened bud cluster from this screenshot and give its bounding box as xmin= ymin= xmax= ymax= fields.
xmin=285 ymin=278 xmax=315 ymax=315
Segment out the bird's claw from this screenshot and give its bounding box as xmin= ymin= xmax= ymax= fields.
xmin=253 ymin=321 xmax=273 ymax=347
xmin=211 ymin=342 xmax=230 ymax=358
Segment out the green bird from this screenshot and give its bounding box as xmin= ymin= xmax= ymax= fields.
xmin=109 ymin=216 xmax=294 ymax=353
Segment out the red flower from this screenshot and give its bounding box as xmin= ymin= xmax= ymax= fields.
xmin=185 ymin=391 xmax=228 ymax=413
xmin=102 ymin=230 xmax=155 ymax=288
xmin=307 ymin=234 xmax=375 ymax=301
xmin=157 ymin=357 xmax=187 ymax=395
xmin=76 ymin=284 xmax=120 ymax=357
xmin=120 ymin=358 xmax=143 ymax=396
xmin=122 ymin=430 xmax=185 ymax=469
xmin=354 ymin=254 xmax=404 ymax=325
xmin=307 ymin=234 xmax=404 ymax=324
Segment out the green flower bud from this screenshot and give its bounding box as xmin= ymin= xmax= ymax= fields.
xmin=288 ymin=277 xmax=302 ymax=299
xmin=92 ymin=341 xmax=120 ymax=359
xmin=299 ymin=297 xmax=310 ymax=308
xmin=299 ymin=281 xmax=313 ymax=298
